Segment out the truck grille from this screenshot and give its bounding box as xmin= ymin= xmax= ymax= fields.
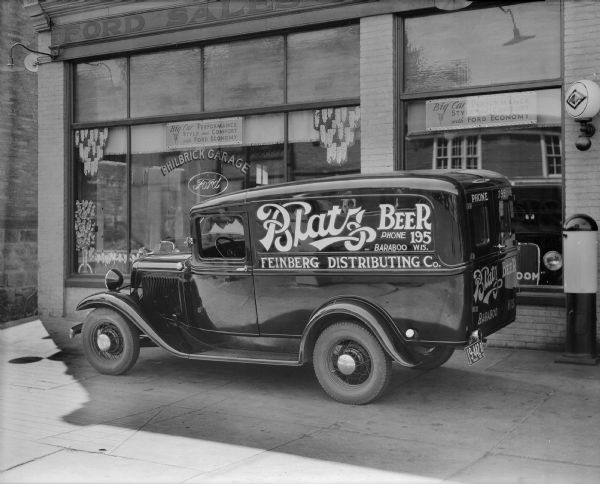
xmin=140 ymin=273 xmax=185 ymax=321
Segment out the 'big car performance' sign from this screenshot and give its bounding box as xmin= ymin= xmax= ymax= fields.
xmin=255 ymin=199 xmax=441 ymax=270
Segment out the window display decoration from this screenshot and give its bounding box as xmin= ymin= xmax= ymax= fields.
xmin=89 ymin=250 xmax=130 ymax=267
xmin=313 ymin=107 xmax=360 ymax=166
xmin=75 ymin=127 xmax=109 ymax=177
xmin=75 ymin=199 xmax=96 ymax=274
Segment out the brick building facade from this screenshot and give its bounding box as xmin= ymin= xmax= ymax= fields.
xmin=0 ymin=1 xmax=38 ymax=322
xmin=22 ymin=0 xmax=600 ymax=350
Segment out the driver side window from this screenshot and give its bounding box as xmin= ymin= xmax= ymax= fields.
xmin=198 ymin=214 xmax=246 ymax=260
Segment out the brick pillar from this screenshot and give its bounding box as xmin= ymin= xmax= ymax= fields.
xmin=37 ymin=31 xmax=66 ymax=317
xmin=360 ymin=15 xmax=395 ymax=173
xmin=563 ymin=0 xmax=600 ymax=342
xmin=0 ymin=1 xmax=38 ymax=322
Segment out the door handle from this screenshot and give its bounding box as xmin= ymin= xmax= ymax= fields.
xmin=235 ymin=266 xmax=249 ymax=272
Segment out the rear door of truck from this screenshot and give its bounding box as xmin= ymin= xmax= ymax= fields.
xmin=468 ymin=185 xmax=518 ymax=343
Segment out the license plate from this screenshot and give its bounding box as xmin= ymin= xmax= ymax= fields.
xmin=465 ymin=341 xmax=485 ymax=365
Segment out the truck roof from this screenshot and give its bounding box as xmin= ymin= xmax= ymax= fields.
xmin=190 ymin=169 xmax=509 ymax=212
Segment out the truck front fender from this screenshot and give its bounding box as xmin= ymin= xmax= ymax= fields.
xmin=76 ymin=292 xmax=189 ymax=358
xmin=299 ymin=296 xmax=420 ymax=367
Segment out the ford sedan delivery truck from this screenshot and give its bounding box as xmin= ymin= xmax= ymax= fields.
xmin=74 ymin=170 xmax=518 ymax=404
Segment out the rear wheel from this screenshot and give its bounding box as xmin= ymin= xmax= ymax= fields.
xmin=411 ymin=345 xmax=454 ymax=370
xmin=313 ymin=322 xmax=392 ymax=405
xmin=82 ymin=308 xmax=140 ymax=375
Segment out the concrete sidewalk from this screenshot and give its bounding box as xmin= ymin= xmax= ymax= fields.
xmin=1 ymin=317 xmax=599 ymax=484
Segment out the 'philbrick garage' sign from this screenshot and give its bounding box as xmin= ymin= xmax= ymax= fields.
xmin=51 ymin=0 xmax=364 ymax=46
xmin=255 ymin=199 xmax=442 ymax=271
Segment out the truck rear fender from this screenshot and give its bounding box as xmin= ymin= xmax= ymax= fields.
xmin=300 ymin=297 xmax=420 ymax=367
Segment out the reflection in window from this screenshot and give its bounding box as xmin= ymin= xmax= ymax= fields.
xmin=288 ymin=107 xmax=361 ymax=180
xmin=204 ymin=37 xmax=284 ymax=110
xmin=406 ymin=89 xmax=561 ymax=179
xmin=130 ymin=115 xmax=284 ymax=257
xmin=434 ymin=136 xmax=480 ymax=169
xmin=543 ymin=135 xmax=562 ymax=176
xmin=75 ymin=59 xmax=127 ymax=122
xmin=74 ymin=127 xmax=128 ymax=274
xmin=130 ymin=48 xmax=202 ymax=117
xmin=287 ymin=26 xmax=359 ymax=103
xmin=403 ymin=2 xmax=560 ymax=93
xmin=198 ymin=215 xmax=245 ymax=259
xmin=471 ymin=205 xmax=490 ymax=249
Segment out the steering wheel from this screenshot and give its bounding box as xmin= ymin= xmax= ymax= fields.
xmin=215 ymin=236 xmax=237 ymax=258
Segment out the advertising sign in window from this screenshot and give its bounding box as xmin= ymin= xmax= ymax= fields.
xmin=166 ymin=118 xmax=243 ymax=149
xmin=426 ymin=92 xmax=537 ymax=131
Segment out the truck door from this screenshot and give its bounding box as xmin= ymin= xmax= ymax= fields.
xmin=190 ymin=211 xmax=259 ymax=335
xmin=468 ymin=187 xmax=518 ymax=338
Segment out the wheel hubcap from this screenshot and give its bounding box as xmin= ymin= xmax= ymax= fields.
xmin=96 ymin=333 xmax=112 ymax=352
xmin=337 ymin=353 xmax=357 ymax=375
xmin=330 ymin=341 xmax=371 ymax=385
xmin=92 ymin=323 xmax=124 ymax=359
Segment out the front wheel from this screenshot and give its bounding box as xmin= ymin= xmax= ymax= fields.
xmin=82 ymin=308 xmax=140 ymax=375
xmin=313 ymin=322 xmax=392 ymax=405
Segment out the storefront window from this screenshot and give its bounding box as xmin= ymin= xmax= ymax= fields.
xmin=71 ymin=25 xmax=360 ymax=277
xmin=130 ymin=48 xmax=202 ymax=118
xmin=403 ymin=0 xmax=562 ymax=289
xmin=74 ymin=127 xmax=128 ymax=274
xmin=404 ymin=2 xmax=560 ymax=93
xmin=287 ymin=26 xmax=359 ymax=103
xmin=288 ymin=107 xmax=361 ymax=180
xmin=204 ymin=37 xmax=284 ymax=110
xmin=75 ymin=59 xmax=127 ymax=122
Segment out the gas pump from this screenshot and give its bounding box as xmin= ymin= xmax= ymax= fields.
xmin=556 ymin=214 xmax=599 ymax=365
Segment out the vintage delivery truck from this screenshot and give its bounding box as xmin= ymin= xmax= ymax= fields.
xmin=74 ymin=170 xmax=518 ymax=404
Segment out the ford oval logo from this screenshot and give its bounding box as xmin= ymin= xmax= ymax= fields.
xmin=188 ymin=172 xmax=229 ymax=197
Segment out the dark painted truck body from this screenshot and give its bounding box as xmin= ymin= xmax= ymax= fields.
xmin=75 ymin=170 xmax=518 ymax=404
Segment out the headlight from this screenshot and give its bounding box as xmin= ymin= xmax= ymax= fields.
xmin=104 ymin=268 xmax=124 ymax=291
xmin=543 ymin=251 xmax=563 ymax=271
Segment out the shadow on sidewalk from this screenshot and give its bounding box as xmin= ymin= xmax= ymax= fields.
xmin=5 ymin=316 xmax=587 ymax=483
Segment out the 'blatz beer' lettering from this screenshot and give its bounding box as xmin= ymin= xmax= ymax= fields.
xmin=473 ymin=265 xmax=503 ymax=305
xmin=257 ymin=202 xmax=433 ymax=253
xmin=257 ymin=201 xmax=376 ymax=252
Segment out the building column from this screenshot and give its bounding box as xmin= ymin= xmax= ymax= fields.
xmin=360 ymin=14 xmax=395 ymax=173
xmin=37 ymin=31 xmax=66 ymax=317
xmin=563 ymin=0 xmax=600 ymax=340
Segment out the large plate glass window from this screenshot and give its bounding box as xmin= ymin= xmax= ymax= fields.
xmin=71 ymin=24 xmax=359 ymax=278
xmin=402 ymin=2 xmax=561 ymax=288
